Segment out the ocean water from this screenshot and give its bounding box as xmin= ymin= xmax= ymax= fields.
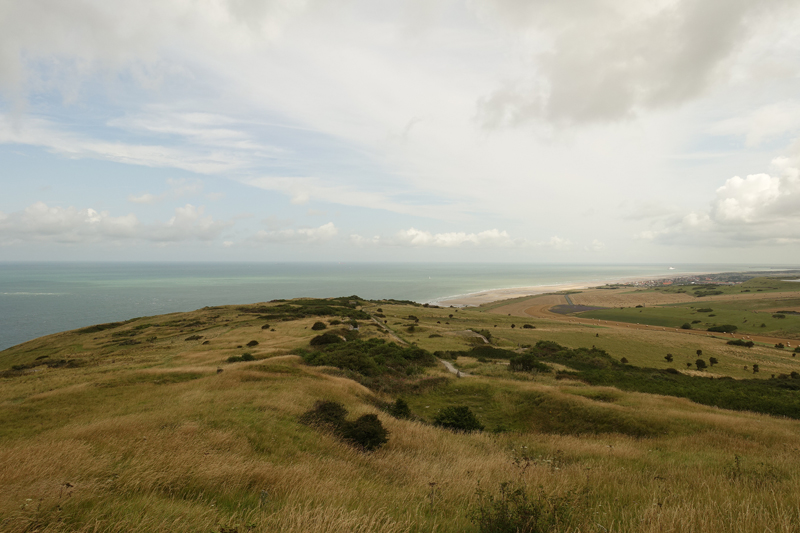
xmin=0 ymin=262 xmax=751 ymax=351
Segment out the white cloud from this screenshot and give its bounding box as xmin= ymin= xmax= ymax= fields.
xmin=128 ymin=178 xmax=205 ymax=204
xmin=254 ymin=222 xmax=339 ymax=244
xmin=0 ymin=202 xmax=230 ymax=245
xmin=636 ymin=153 xmax=800 ymax=246
xmin=350 ymin=228 xmax=526 ymax=248
xmin=586 ymin=239 xmax=605 ymax=252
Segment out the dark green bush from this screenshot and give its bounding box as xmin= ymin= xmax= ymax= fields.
xmin=509 ymin=353 xmax=550 ymax=373
xmin=261 ymin=324 xmax=270 ymax=329
xmin=434 ymin=406 xmax=484 ymax=432
xmin=469 ymin=482 xmax=578 ymax=533
xmin=311 ymin=321 xmax=327 ymax=330
xmin=522 ymin=324 xmax=535 ymax=329
xmin=310 ymin=333 xmax=345 ymax=346
xmin=728 ymin=339 xmax=754 ymax=348
xmin=680 ymin=323 xmax=692 ymax=329
xmin=697 ymin=308 xmax=713 ymax=313
xmin=708 ymin=325 xmax=738 ymax=333
xmin=241 ymin=352 xmax=255 ymax=361
xmin=246 ymin=340 xmax=259 ymax=347
xmin=185 ymin=335 xmax=203 ymax=341
xmin=329 ymin=319 xmax=341 ymax=325
xmin=300 ymin=400 xmax=348 ymax=428
xmin=338 ymin=414 xmax=388 ymax=451
xmin=388 ymin=398 xmax=411 ymax=419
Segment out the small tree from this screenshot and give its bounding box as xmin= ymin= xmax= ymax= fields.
xmin=752 ymin=364 xmax=759 ymax=374
xmin=620 ymin=357 xmax=629 ymax=364
xmin=686 ymin=362 xmax=692 ymax=368
xmin=709 ymin=357 xmax=718 ymax=366
xmin=338 ymin=414 xmax=388 ymax=451
xmin=434 ymin=406 xmax=484 ymax=432
xmin=695 ymin=359 xmax=707 ymax=371
xmin=696 ymin=349 xmax=702 ymax=357
xmin=665 ymin=353 xmax=673 ymax=363
xmin=388 ymin=398 xmax=411 ymax=419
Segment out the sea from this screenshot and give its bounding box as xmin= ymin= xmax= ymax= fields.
xmin=0 ymin=262 xmax=768 ymax=351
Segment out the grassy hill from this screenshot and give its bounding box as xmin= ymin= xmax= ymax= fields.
xmin=2 ymin=296 xmax=800 ymax=532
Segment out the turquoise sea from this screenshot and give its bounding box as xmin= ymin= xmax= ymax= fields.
xmin=0 ymin=262 xmax=762 ymax=351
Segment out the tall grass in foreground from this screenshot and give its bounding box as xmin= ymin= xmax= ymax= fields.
xmin=3 ymin=356 xmax=800 ymax=532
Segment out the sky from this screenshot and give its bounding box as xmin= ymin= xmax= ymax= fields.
xmin=1 ymin=0 xmax=800 ymax=263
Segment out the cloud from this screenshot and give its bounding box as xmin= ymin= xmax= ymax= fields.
xmin=253 ymin=222 xmax=339 ymax=244
xmin=476 ymin=0 xmax=796 ymax=127
xmin=636 ymin=154 xmax=800 ymax=245
xmin=0 ymin=202 xmax=230 ymax=244
xmin=709 ymin=101 xmax=800 ymax=147
xmin=351 ymin=228 xmax=527 ymax=248
xmin=128 ymin=178 xmax=205 ymax=204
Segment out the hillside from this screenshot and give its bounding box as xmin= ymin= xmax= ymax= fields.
xmin=2 ymin=292 xmax=800 ymax=532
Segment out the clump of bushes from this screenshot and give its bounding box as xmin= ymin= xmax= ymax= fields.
xmin=246 ymin=340 xmax=259 ymax=347
xmin=433 ymin=406 xmax=484 ymax=432
xmin=227 ymin=352 xmax=256 ymax=363
xmin=311 ymin=321 xmax=327 ymax=330
xmin=522 ymin=324 xmax=535 ymax=329
xmin=708 ymin=325 xmax=738 ymax=333
xmin=469 ymin=482 xmax=580 ymax=533
xmin=509 ymin=353 xmax=550 ymax=373
xmin=387 ymin=398 xmax=412 ymax=419
xmin=261 ymin=324 xmax=270 ymax=329
xmin=300 ymin=400 xmax=388 ymax=451
xmin=309 ymin=333 xmax=345 ymax=346
xmin=728 ymin=339 xmax=754 ymax=348
xmin=329 ymin=319 xmax=341 ymax=325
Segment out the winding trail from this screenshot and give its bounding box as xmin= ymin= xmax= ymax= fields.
xmin=439 ymin=358 xmax=469 ymax=377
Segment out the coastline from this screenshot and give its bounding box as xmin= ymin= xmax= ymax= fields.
xmin=427 ymin=270 xmax=735 ymax=307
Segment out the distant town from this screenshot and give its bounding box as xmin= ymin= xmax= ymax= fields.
xmin=601 ymin=270 xmax=800 ymax=289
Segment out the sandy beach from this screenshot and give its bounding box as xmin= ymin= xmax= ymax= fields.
xmin=429 ymin=271 xmax=721 ymax=307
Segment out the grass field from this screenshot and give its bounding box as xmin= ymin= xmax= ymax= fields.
xmin=2 ymin=294 xmax=800 ymax=532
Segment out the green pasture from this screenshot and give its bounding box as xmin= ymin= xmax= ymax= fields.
xmin=577 ymin=297 xmax=800 ymax=338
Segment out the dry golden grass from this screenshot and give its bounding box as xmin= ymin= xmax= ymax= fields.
xmin=3 ymin=301 xmax=800 ymax=532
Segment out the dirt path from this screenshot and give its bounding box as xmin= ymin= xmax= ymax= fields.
xmin=439 ymin=358 xmax=469 ymax=377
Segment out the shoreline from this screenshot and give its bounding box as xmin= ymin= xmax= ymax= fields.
xmin=427 ymin=269 xmax=744 ymax=307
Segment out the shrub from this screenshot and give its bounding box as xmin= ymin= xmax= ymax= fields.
xmin=753 ymin=364 xmax=760 ymax=373
xmin=434 ymin=406 xmax=484 ymax=432
xmin=246 ymin=340 xmax=259 ymax=347
xmin=708 ymin=325 xmax=738 ymax=333
xmin=227 ymin=355 xmax=243 ymax=363
xmin=691 ymin=320 xmax=701 ymax=324
xmin=511 ymin=324 xmax=516 ymax=328
xmin=696 ymin=349 xmax=702 ymax=356
xmin=522 ymin=324 xmax=535 ymax=329
xmin=696 ymin=359 xmax=707 ymax=371
xmin=469 ymin=482 xmax=579 ymax=533
xmin=728 ymin=339 xmax=754 ymax=348
xmin=680 ymin=323 xmax=692 ymax=329
xmin=709 ymin=357 xmax=718 ymax=366
xmin=697 ymin=308 xmax=713 ymax=313
xmin=338 ymin=414 xmax=388 ymax=451
xmin=329 ymin=319 xmax=341 ymax=325
xmin=388 ymin=398 xmax=411 ymax=419
xmin=241 ymin=352 xmax=255 ymax=361
xmin=775 ymin=343 xmax=785 ymax=349
xmin=509 ymin=353 xmax=550 ymax=373
xmin=620 ymin=357 xmax=629 ymax=364
xmin=309 ymin=333 xmax=345 ymax=346
xmin=300 ymin=400 xmax=348 ymax=428
xmin=185 ymin=335 xmax=203 ymax=341
xmin=773 ymin=314 xmax=786 ymax=319
xmin=664 ymin=354 xmax=673 ymax=363
xmin=261 ymin=324 xmax=270 ymax=329
xmin=311 ymin=321 xmax=327 ymax=330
